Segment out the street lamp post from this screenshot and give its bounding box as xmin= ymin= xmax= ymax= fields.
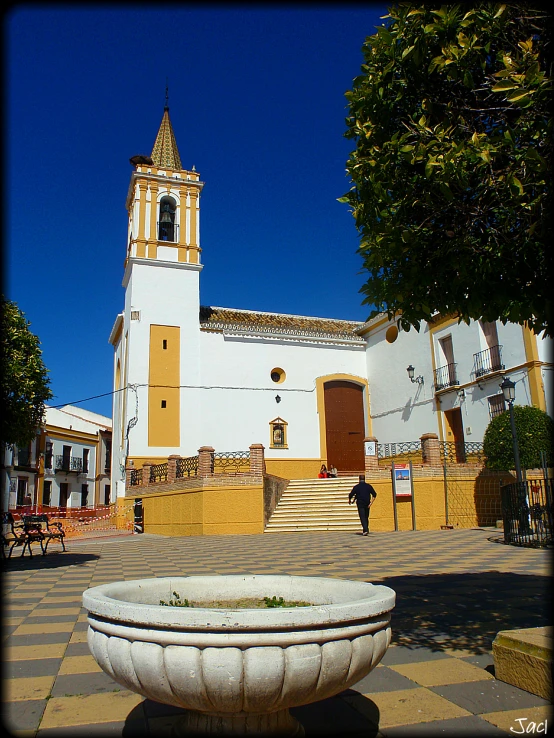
xmin=500 ymin=376 xmax=522 ymax=484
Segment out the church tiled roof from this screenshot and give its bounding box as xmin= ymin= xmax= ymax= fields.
xmin=199 ymin=306 xmax=365 ymax=341
xmin=150 ymin=107 xmax=182 ymax=170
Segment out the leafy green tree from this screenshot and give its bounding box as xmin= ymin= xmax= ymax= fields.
xmin=341 ymin=4 xmax=552 ymax=336
xmin=1 ymin=297 xmax=52 ymax=447
xmin=483 ymin=404 xmax=554 ymax=470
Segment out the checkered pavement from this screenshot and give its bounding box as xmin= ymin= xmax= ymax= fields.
xmin=3 ymin=528 xmax=552 ymax=736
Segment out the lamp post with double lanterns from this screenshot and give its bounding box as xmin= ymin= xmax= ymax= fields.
xmin=500 ymin=376 xmax=522 ymax=484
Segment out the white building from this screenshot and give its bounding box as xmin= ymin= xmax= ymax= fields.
xmin=41 ymin=406 xmax=112 ymax=510
xmin=1 ymin=405 xmax=112 ymax=512
xmin=109 ymin=104 xmax=552 ymax=498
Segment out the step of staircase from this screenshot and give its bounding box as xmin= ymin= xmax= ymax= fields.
xmin=265 ymin=477 xmax=363 ymax=532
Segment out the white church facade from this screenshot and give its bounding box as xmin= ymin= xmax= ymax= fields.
xmin=109 ymin=105 xmax=552 ymax=500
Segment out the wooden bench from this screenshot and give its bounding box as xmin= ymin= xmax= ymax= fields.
xmin=1 ymin=512 xmax=45 ymax=558
xmin=22 ymin=514 xmax=66 ymax=554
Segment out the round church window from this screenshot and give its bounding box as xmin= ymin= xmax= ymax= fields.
xmin=271 ymin=368 xmax=286 ymax=383
xmin=386 ymin=326 xmax=399 ymax=343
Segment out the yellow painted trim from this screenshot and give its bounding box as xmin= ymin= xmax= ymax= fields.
xmin=121 ymin=332 xmax=129 ymax=447
xmin=189 ymin=189 xmax=198 ymax=248
xmin=270 ymin=368 xmax=286 ymax=384
xmin=315 ymin=374 xmax=370 ymax=460
xmin=428 ymin=328 xmax=445 ymax=442
xmin=94 ymin=436 xmax=101 ymax=505
xmin=148 ymin=325 xmax=180 ymax=447
xmin=112 ymin=321 xmax=123 ymax=347
xmin=137 ymin=181 xmax=148 ymax=242
xmin=134 ymin=239 xmax=145 ymax=258
xmin=44 ymin=427 xmax=100 ymax=444
xmin=179 ymin=186 xmax=187 ymax=246
xmin=126 ymin=456 xmax=169 ymax=469
xmin=36 ymin=430 xmax=47 ymax=507
xmin=522 ymin=326 xmax=545 ymax=409
xmin=356 ymin=314 xmax=392 ymax=336
xmin=429 ymin=314 xmax=459 ymax=334
xmin=149 ymin=182 xmax=159 ymax=245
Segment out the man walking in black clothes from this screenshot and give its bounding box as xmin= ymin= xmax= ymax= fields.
xmin=349 ymin=474 xmax=377 ymax=536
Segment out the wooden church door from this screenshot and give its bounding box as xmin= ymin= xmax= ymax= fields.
xmin=323 ymin=381 xmax=365 ymax=473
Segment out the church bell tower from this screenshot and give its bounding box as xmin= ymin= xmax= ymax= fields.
xmin=126 ymin=98 xmax=203 ymax=266
xmin=110 ymin=97 xmax=205 ymax=494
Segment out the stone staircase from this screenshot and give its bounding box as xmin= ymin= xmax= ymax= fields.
xmin=264 ymin=477 xmax=362 ymax=532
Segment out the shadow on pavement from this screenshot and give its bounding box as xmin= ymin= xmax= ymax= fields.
xmin=121 ymin=695 xmax=381 ymax=736
xmin=376 ymin=571 xmax=552 ymax=654
xmin=2 ymin=550 xmax=99 ymax=570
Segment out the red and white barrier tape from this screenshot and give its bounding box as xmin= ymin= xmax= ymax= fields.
xmin=56 ymin=510 xmax=133 ymax=530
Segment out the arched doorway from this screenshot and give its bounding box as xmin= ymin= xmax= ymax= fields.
xmin=323 ymin=380 xmax=365 ymax=472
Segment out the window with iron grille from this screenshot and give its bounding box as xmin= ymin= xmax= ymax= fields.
xmin=488 ymin=394 xmax=506 ymax=419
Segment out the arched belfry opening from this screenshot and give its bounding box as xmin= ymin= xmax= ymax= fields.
xmin=323 ymin=380 xmax=365 ymax=472
xmin=158 ymin=196 xmax=177 ymax=242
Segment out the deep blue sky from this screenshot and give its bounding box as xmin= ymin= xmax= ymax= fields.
xmin=6 ymin=5 xmax=388 ymax=418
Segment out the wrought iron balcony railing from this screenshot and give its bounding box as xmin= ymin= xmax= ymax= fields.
xmin=433 ymin=363 xmax=459 ymax=391
xmin=15 ymin=449 xmax=33 ymax=467
xmin=473 ymin=345 xmax=505 ymax=378
xmin=54 ymin=455 xmax=83 ymax=473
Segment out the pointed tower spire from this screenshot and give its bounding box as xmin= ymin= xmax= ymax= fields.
xmin=150 ymin=88 xmax=182 ymax=170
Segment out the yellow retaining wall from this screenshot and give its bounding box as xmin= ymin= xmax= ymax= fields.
xmin=138 ymin=483 xmax=265 ymax=536
xmin=265 ymin=458 xmax=325 ymax=479
xmin=115 ymin=498 xmax=135 ymax=530
xmin=367 ymin=476 xmax=447 ymax=532
xmin=117 ymin=468 xmax=545 ymax=536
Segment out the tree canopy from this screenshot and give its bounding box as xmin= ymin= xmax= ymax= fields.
xmin=483 ymin=404 xmax=553 ymax=469
xmin=341 ymin=3 xmax=552 ymax=336
xmin=1 ymin=297 xmax=52 ymax=447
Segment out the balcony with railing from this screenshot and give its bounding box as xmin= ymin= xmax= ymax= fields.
xmin=473 ymin=345 xmax=504 ymax=378
xmin=54 ymin=455 xmax=83 ymax=474
xmin=15 ymin=448 xmax=34 ymax=468
xmin=433 ymin=362 xmax=459 ymax=392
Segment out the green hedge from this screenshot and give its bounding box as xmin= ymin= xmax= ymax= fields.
xmin=483 ymin=405 xmax=554 ymax=471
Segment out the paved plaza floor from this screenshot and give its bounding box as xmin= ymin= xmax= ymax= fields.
xmin=2 ymin=528 xmax=552 ymax=736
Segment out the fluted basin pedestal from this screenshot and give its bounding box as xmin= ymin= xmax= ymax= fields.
xmin=83 ymin=575 xmax=395 ymax=736
xmin=176 ymin=708 xmax=302 ymax=736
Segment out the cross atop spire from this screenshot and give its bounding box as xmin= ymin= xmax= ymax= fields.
xmin=150 ymin=93 xmax=182 ymax=170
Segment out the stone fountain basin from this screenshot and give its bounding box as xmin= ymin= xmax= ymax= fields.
xmin=83 ymin=575 xmax=395 ymax=718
